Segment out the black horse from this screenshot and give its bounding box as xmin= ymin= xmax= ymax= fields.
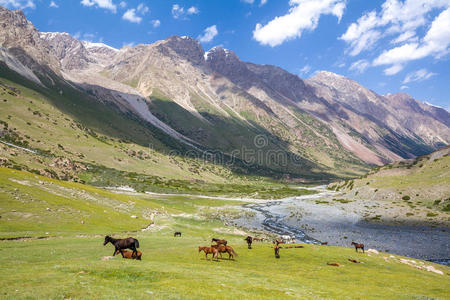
xmin=211 ymin=238 xmax=227 ymax=246
xmin=174 ymin=232 xmax=182 ymax=237
xmin=245 ymin=236 xmax=253 ymax=249
xmin=104 ymin=236 xmax=140 ymax=256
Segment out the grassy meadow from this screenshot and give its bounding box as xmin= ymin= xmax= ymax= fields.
xmin=0 ymin=167 xmax=449 ymax=299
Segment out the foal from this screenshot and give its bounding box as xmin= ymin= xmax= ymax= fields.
xmin=115 ymin=249 xmax=142 ymax=260
xmin=351 ymin=242 xmax=364 ymax=253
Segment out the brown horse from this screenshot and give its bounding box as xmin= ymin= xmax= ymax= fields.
xmin=244 ymin=236 xmax=253 ymax=249
xmin=104 ymin=236 xmax=139 ymax=257
xmin=211 ymin=238 xmax=227 ymax=246
xmin=351 ymin=242 xmax=364 ymax=253
xmin=211 ymin=244 xmax=238 ymax=260
xmin=115 ymin=249 xmax=142 ymax=260
xmin=253 ymin=237 xmax=264 ymax=242
xmin=198 ymin=246 xmax=219 ymax=260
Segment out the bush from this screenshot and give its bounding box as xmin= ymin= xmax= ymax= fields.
xmin=402 ymin=195 xmax=410 ymax=200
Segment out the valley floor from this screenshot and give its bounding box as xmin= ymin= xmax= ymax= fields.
xmin=0 ymin=168 xmax=449 ymax=299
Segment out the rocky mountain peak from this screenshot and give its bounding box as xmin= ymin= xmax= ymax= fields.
xmin=160 ymin=35 xmax=204 ymax=65
xmin=40 ymin=32 xmax=93 ymax=70
xmin=0 ymin=7 xmax=60 ymax=74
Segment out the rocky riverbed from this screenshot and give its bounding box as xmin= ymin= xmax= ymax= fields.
xmin=233 ymin=186 xmax=450 ymax=265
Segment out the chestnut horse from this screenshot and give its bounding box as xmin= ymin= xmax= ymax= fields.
xmin=351 ymin=242 xmax=364 ymax=253
xmin=198 ymin=246 xmax=219 ymax=260
xmin=115 ymin=249 xmax=142 ymax=260
xmin=104 ymin=236 xmax=140 ymax=257
xmin=211 ymin=244 xmax=238 ymax=260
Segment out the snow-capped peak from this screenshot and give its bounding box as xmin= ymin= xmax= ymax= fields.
xmin=82 ymin=41 xmax=118 ymax=52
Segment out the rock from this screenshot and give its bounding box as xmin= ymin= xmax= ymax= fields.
xmin=131 ymin=215 xmax=138 ymax=219
xmin=367 ymin=249 xmax=379 ymax=254
xmin=46 ymin=208 xmax=51 ymax=211
xmin=80 ymin=220 xmax=84 ymax=224
xmin=101 ymin=256 xmax=114 ymax=261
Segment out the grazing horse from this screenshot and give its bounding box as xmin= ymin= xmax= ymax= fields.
xmin=115 ymin=249 xmax=142 ymax=260
xmin=174 ymin=232 xmax=182 ymax=237
xmin=211 ymin=244 xmax=238 ymax=260
xmin=253 ymin=237 xmax=264 ymax=242
xmin=198 ymin=246 xmax=219 ymax=260
xmin=351 ymin=242 xmax=364 ymax=253
xmin=274 ymin=244 xmax=280 ymax=258
xmin=104 ymin=235 xmax=140 ymax=257
xmin=211 ymin=238 xmax=227 ymax=246
xmin=244 ymin=236 xmax=253 ymax=249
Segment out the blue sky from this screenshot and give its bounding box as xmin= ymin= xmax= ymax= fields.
xmin=3 ymin=0 xmax=450 ymax=110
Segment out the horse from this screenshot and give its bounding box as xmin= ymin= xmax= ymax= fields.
xmin=174 ymin=232 xmax=182 ymax=237
xmin=351 ymin=242 xmax=364 ymax=253
xmin=211 ymin=238 xmax=227 ymax=246
xmin=211 ymin=244 xmax=238 ymax=260
xmin=115 ymin=249 xmax=142 ymax=260
xmin=321 ymin=242 xmax=328 ymax=245
xmin=104 ymin=235 xmax=140 ymax=257
xmin=253 ymin=237 xmax=264 ymax=242
xmin=198 ymin=246 xmax=219 ymax=260
xmin=244 ymin=236 xmax=253 ymax=249
xmin=274 ymin=245 xmax=280 ymax=258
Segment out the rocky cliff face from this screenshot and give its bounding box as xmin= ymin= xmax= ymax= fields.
xmin=0 ymin=6 xmax=448 ymax=178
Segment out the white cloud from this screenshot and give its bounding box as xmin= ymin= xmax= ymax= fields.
xmin=373 ymin=8 xmax=450 ymax=73
xmin=349 ymin=59 xmax=370 ymax=74
xmin=402 ymin=69 xmax=437 ymax=84
xmin=299 ymin=65 xmax=311 ymax=75
xmin=172 ymin=4 xmax=199 ymax=19
xmin=151 ymin=19 xmax=160 ymax=28
xmin=136 ymin=3 xmax=149 ymax=14
xmin=0 ymin=0 xmax=35 ymax=9
xmin=260 ymin=0 xmax=268 ymax=6
xmin=253 ymin=0 xmax=346 ymax=47
xmin=81 ymin=0 xmax=117 ymax=13
xmin=49 ymin=1 xmax=58 ymax=8
xmin=123 ymin=41 xmax=135 ymax=47
xmin=242 ymin=0 xmax=254 ymax=3
xmin=122 ymin=8 xmax=141 ymax=23
xmin=119 ymin=1 xmax=126 ymax=8
xmin=198 ymin=25 xmax=218 ymax=43
xmin=122 ymin=3 xmax=149 ymax=24
xmin=340 ymin=0 xmax=449 ymax=57
xmin=383 ymin=64 xmax=403 ymax=75
xmin=187 ymin=6 xmax=199 ymax=15
xmin=400 ymin=85 xmax=409 ymax=90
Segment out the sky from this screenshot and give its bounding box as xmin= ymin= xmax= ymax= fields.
xmin=2 ymin=0 xmax=450 ymax=110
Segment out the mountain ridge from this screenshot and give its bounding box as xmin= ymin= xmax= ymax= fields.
xmin=0 ymin=6 xmax=448 ymax=183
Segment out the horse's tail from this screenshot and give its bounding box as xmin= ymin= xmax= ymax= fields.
xmin=231 ymin=248 xmax=238 ymax=257
xmin=135 ymin=239 xmax=140 ymax=248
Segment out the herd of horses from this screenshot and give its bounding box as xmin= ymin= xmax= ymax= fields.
xmin=103 ymin=234 xmax=366 ymax=261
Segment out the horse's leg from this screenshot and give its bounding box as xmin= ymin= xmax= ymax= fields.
xmin=113 ymin=247 xmax=118 ymax=256
xmin=362 ymin=247 xmax=364 ymax=253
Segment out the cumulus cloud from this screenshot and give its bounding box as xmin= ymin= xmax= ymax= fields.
xmin=198 ymin=25 xmax=218 ymax=43
xmin=349 ymin=59 xmax=370 ymax=74
xmin=253 ymin=0 xmax=346 ymax=47
xmin=400 ymin=85 xmax=409 ymax=90
xmin=373 ymin=8 xmax=450 ymax=74
xmin=122 ymin=3 xmax=149 ymax=24
xmin=340 ymin=0 xmax=449 ymax=56
xmin=0 ymin=0 xmax=35 ymax=9
xmin=122 ymin=9 xmax=141 ymax=23
xmin=341 ymin=0 xmax=450 ymax=75
xmin=172 ymin=4 xmax=199 ymax=19
xmin=402 ymin=69 xmax=437 ymax=84
xmin=151 ymin=19 xmax=160 ymax=28
xmin=49 ymin=1 xmax=58 ymax=8
xmin=81 ymin=0 xmax=117 ymax=13
xmin=119 ymin=1 xmax=126 ymax=8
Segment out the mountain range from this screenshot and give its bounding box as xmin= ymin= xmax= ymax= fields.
xmin=0 ymin=6 xmax=449 ymax=183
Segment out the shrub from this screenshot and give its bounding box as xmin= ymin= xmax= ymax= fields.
xmin=402 ymin=195 xmax=410 ymax=200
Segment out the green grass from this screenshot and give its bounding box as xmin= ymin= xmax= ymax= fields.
xmin=0 ymin=168 xmax=448 ymax=299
